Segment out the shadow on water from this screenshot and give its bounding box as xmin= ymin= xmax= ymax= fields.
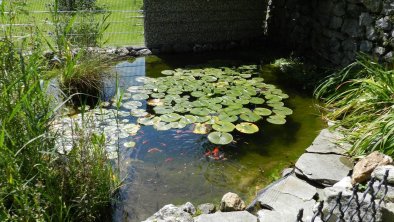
xmin=108 ymin=49 xmax=326 ymax=222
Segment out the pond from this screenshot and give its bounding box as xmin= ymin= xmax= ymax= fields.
xmin=94 ymin=50 xmax=327 ymax=222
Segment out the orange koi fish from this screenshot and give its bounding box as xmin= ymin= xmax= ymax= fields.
xmin=165 ymin=157 xmax=174 ymax=163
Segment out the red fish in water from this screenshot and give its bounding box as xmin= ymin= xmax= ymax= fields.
xmin=205 ymin=147 xmax=225 ymax=160
xmin=165 ymin=157 xmax=174 ymax=163
xmin=212 ymin=147 xmax=220 ymax=157
xmin=143 ymin=140 xmax=149 ymax=144
xmin=148 ymin=148 xmax=162 ymax=153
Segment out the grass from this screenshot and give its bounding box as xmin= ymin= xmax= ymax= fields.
xmin=315 ymin=55 xmax=394 ymax=156
xmin=0 ymin=2 xmax=119 ymax=221
xmin=4 ymin=0 xmax=144 ymax=47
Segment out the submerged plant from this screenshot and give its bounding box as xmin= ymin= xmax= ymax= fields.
xmin=122 ymin=65 xmax=293 ymax=145
xmin=315 ymin=55 xmax=394 ymax=156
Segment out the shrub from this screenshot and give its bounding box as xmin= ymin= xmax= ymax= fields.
xmin=315 ymin=55 xmax=394 ymax=156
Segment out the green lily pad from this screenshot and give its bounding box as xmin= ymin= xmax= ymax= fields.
xmin=273 ymin=107 xmax=293 ymax=116
xmin=151 ymin=93 xmax=165 ymax=98
xmin=130 ymin=109 xmax=148 ymax=117
xmin=218 ymin=114 xmax=238 ymax=122
xmin=191 ymin=91 xmax=205 ymax=98
xmin=235 ymin=122 xmax=259 ymax=134
xmin=138 ymin=117 xmax=155 ymax=125
xmin=169 ymin=121 xmax=187 ymax=129
xmin=254 ymin=108 xmax=272 ymax=116
xmin=207 ymin=132 xmax=233 ymax=145
xmin=132 ymin=93 xmax=149 ymax=100
xmin=147 ymin=99 xmax=164 ymax=106
xmin=240 ymin=111 xmax=261 ymax=122
xmin=193 ymin=123 xmax=211 ymax=134
xmin=161 ymin=70 xmax=175 ymax=75
xmin=249 ymin=97 xmax=265 ymax=104
xmin=267 ymin=116 xmax=287 ymax=125
xmin=179 ymin=115 xmax=198 ymax=124
xmin=153 ymin=122 xmax=172 ymax=131
xmin=195 ymin=116 xmax=211 ymax=123
xmin=212 ymin=121 xmax=236 ymax=133
xmin=160 ymin=113 xmax=182 ymax=122
xmin=190 ymin=108 xmax=212 ymax=116
xmin=153 ymin=106 xmax=173 ymax=114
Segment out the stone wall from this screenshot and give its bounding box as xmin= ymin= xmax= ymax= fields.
xmin=268 ymin=0 xmax=394 ymax=66
xmin=144 ymin=0 xmax=267 ymax=53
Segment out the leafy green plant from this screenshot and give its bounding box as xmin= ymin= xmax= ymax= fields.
xmin=0 ymin=2 xmax=119 ymax=221
xmin=315 ymin=55 xmax=394 ymax=156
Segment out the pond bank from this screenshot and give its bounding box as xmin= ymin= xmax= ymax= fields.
xmin=142 ymin=127 xmax=394 ymax=222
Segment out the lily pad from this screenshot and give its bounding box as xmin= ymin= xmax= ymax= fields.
xmin=153 ymin=106 xmax=174 ymax=114
xmin=273 ymin=107 xmax=293 ymax=116
xmin=218 ymin=114 xmax=238 ymax=122
xmin=212 ymin=121 xmax=236 ymax=133
xmin=240 ymin=111 xmax=261 ymax=122
xmin=254 ymin=108 xmax=272 ymax=116
xmin=130 ymin=109 xmax=148 ymax=117
xmin=235 ymin=122 xmax=259 ymax=134
xmin=267 ymin=116 xmax=286 ymax=125
xmin=160 ymin=113 xmax=182 ymax=122
xmin=147 ymin=99 xmax=164 ymax=106
xmin=207 ymin=132 xmax=233 ymax=145
xmin=193 ymin=123 xmax=211 ymax=134
xmin=249 ymin=97 xmax=265 ymax=104
xmin=161 ymin=70 xmax=175 ymax=75
xmin=190 ymin=108 xmax=212 ymax=116
xmin=132 ymin=93 xmax=149 ymax=100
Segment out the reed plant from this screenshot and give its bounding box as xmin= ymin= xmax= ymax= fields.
xmin=315 ymin=55 xmax=394 ymax=156
xmin=0 ymin=1 xmax=119 ymax=221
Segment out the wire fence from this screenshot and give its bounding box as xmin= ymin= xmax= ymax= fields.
xmin=296 ymin=170 xmax=390 ymax=222
xmin=1 ymin=0 xmax=145 ymax=47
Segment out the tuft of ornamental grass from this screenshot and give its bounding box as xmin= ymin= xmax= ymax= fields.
xmin=0 ymin=2 xmax=119 ymax=221
xmin=315 ymin=55 xmax=394 ymax=156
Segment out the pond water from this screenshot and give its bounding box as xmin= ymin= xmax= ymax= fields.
xmin=105 ymin=51 xmax=326 ymax=222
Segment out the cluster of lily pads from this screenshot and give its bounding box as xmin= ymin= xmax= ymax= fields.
xmin=52 ymin=105 xmax=141 ymax=159
xmin=125 ymin=65 xmax=293 ymax=145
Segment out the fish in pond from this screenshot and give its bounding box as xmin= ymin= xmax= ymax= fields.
xmin=148 ymin=148 xmax=162 ymax=153
xmin=204 ymin=147 xmax=225 ymax=160
xmin=165 ymin=157 xmax=174 ymax=163
xmin=142 ymin=140 xmax=149 ymax=144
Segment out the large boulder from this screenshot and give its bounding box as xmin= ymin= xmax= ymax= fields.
xmin=220 ymin=192 xmax=246 ymax=212
xmin=194 ymin=211 xmax=257 ymax=222
xmin=352 ymin=151 xmax=393 ymax=185
xmin=142 ymin=204 xmax=194 ymax=222
xmin=295 ymin=153 xmax=352 ymax=186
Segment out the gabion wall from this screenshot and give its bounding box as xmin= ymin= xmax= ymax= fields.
xmin=144 ymin=0 xmax=267 ymax=53
xmin=269 ymin=0 xmax=394 ymax=66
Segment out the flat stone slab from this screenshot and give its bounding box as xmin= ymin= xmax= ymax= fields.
xmin=194 ymin=211 xmax=257 ymax=222
xmin=251 ymin=175 xmax=316 ymax=220
xmin=142 ymin=204 xmax=194 ymax=222
xmin=295 ymin=153 xmax=352 ymax=186
xmin=306 ymin=129 xmax=350 ymax=155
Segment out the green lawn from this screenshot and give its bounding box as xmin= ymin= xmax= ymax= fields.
xmin=5 ymin=0 xmax=144 ymax=47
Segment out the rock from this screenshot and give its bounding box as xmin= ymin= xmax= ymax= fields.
xmin=341 ymin=19 xmax=363 ymax=37
xmin=374 ymin=47 xmax=386 ymax=56
xmin=352 ymin=151 xmax=393 ymax=184
xmin=359 ymin=12 xmax=374 ymax=26
xmin=249 ymin=175 xmax=316 ymax=220
xmin=384 ymin=51 xmax=394 ymax=61
xmin=329 ymin=16 xmax=343 ymax=29
xmin=322 ymin=186 xmax=383 ymax=221
xmin=373 ymin=180 xmax=394 ymax=202
xmin=181 ymin=202 xmax=196 ymax=215
xmin=372 ymin=165 xmax=394 ymax=184
xmin=115 ymin=47 xmax=129 ymax=57
xmin=281 ymin=168 xmax=294 ymax=177
xmin=295 ymin=153 xmax=352 ymax=186
xmin=136 ymin=49 xmax=152 ymax=56
xmin=194 ymin=211 xmax=258 ymax=222
xmin=333 ymin=176 xmax=352 ymax=190
xmin=360 ymin=40 xmax=373 ymax=53
xmin=361 ymin=0 xmax=382 ymax=13
xmin=142 ymin=204 xmax=194 ymax=222
xmin=366 ymin=25 xmax=378 ymax=41
xmin=381 ymin=202 xmax=394 ymax=221
xmin=332 ymin=3 xmax=346 ymax=16
xmin=197 ymin=203 xmax=216 ymax=214
xmin=220 ymin=192 xmax=246 ymax=212
xmin=376 ymin=16 xmax=392 ymax=31
xmin=306 ymin=129 xmax=350 ymax=155
xmin=257 ymin=209 xmax=294 ymax=222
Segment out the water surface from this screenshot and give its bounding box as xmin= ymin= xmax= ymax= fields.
xmin=108 ymin=51 xmax=325 ymax=222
